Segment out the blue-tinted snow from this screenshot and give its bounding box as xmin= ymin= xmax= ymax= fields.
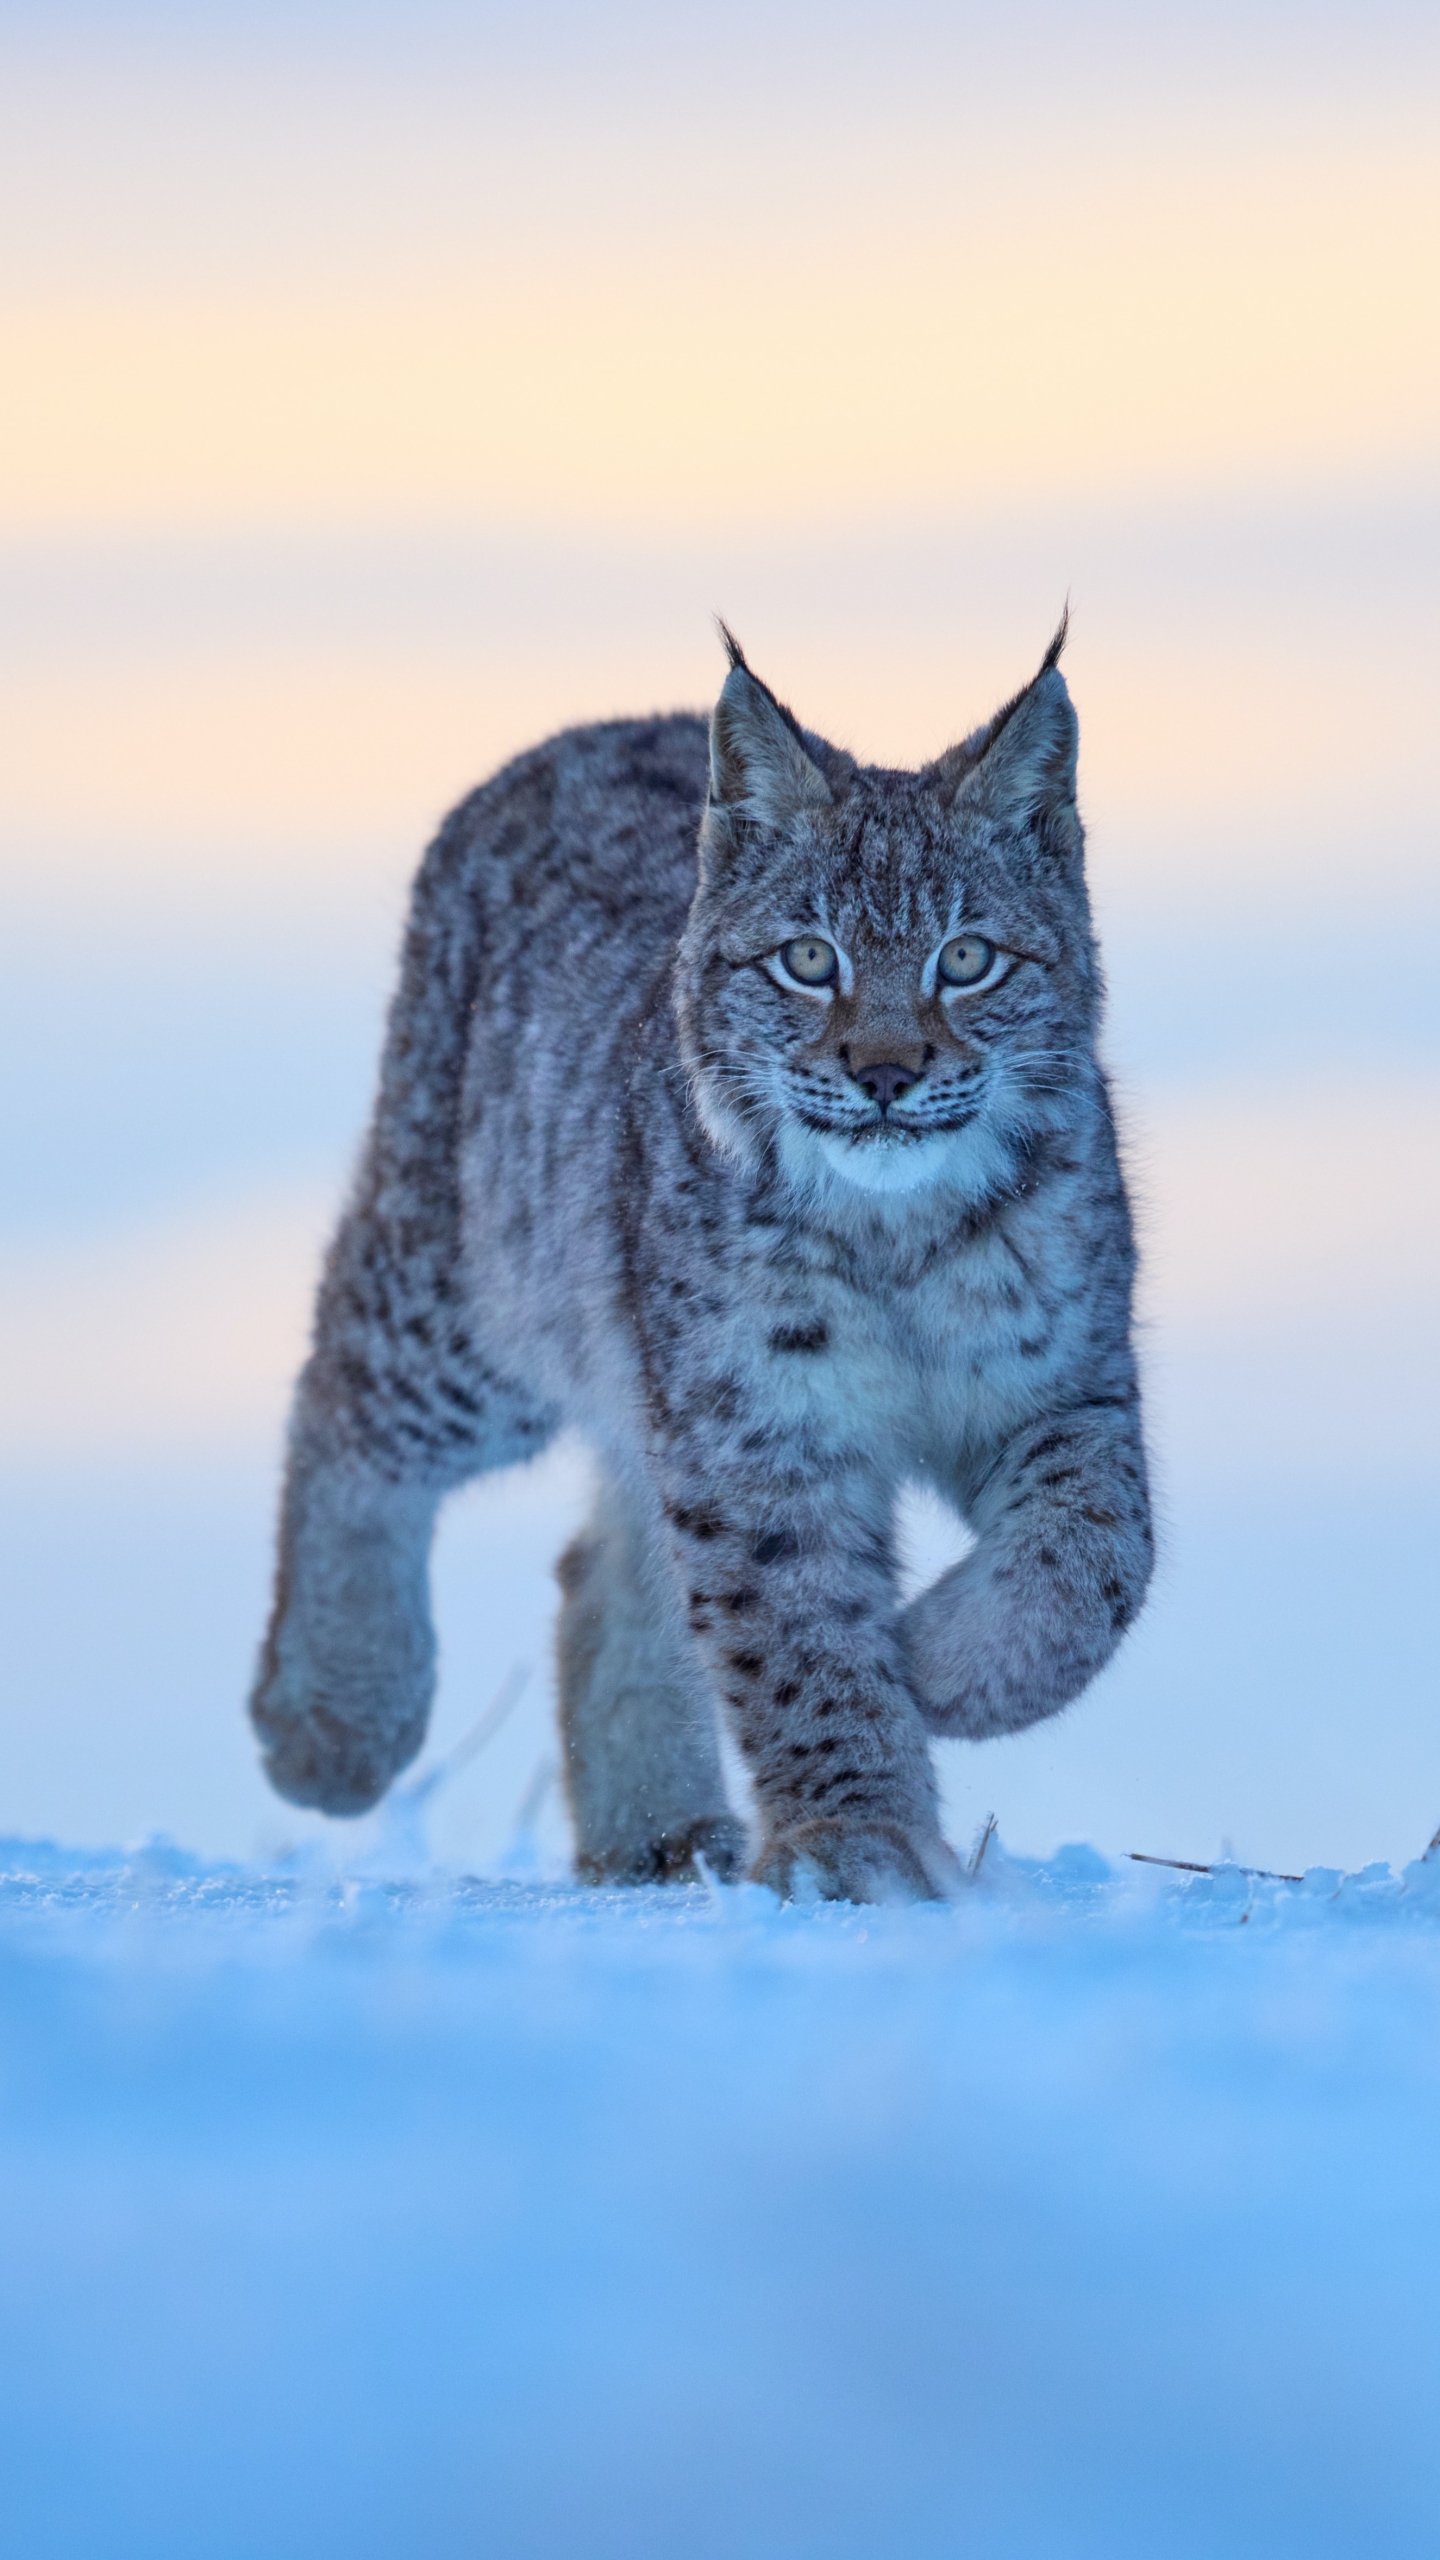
xmin=2 ymin=1833 xmax=1438 ymax=2557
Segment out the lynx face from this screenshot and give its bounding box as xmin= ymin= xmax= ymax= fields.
xmin=675 ymin=628 xmax=1102 ymax=1207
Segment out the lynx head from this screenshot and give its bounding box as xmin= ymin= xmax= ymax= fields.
xmin=674 ymin=621 xmax=1102 ymax=1212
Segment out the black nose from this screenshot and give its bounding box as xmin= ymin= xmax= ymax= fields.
xmin=854 ymin=1061 xmax=918 ymax=1114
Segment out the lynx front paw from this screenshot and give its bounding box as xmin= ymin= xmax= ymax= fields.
xmin=753 ymin=1816 xmax=961 ymax=1906
xmin=577 ymin=1812 xmax=749 ymax=1887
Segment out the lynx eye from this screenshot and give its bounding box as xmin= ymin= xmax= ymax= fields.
xmin=937 ymin=934 xmax=998 ymax=989
xmin=779 ymin=936 xmax=838 ymax=987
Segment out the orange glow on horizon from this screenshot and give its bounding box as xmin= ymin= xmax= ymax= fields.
xmin=2 ymin=131 xmax=1435 ymax=539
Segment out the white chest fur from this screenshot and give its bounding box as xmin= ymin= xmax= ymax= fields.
xmin=724 ymin=1211 xmax=1071 ymax=1489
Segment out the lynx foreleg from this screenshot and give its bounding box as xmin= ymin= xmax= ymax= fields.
xmin=556 ymin=1477 xmax=746 ymax=1883
xmin=659 ymin=1440 xmax=958 ymax=1905
xmin=899 ymin=1395 xmax=1153 ymax=1739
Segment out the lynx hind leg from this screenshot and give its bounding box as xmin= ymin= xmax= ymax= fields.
xmin=557 ymin=1482 xmax=747 ymax=1884
xmin=252 ymin=815 xmax=562 ymax=1811
xmin=252 ymin=1186 xmax=557 ymax=1814
xmin=252 ymin=1447 xmax=440 ymax=1815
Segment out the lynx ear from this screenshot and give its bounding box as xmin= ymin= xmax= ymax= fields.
xmin=937 ymin=617 xmax=1078 ymax=834
xmin=707 ymin=626 xmax=831 ymax=834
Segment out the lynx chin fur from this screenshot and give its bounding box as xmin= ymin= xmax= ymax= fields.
xmin=250 ymin=620 xmax=1152 ymax=1903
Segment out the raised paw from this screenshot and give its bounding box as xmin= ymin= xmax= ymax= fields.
xmin=577 ymin=1812 xmax=750 ymax=1887
xmin=250 ymin=1675 xmax=427 ymax=1816
xmin=752 ymin=1816 xmax=961 ymax=1906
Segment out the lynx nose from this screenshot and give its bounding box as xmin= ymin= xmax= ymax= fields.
xmin=853 ymin=1061 xmax=918 ymax=1115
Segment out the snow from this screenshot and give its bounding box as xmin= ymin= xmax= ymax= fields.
xmin=4 ymin=1828 xmax=1439 ymax=2557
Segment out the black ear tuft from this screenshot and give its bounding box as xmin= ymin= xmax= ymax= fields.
xmin=705 ymin=642 xmax=831 ymax=838
xmin=974 ymin=605 xmax=1071 ymax=766
xmin=930 ymin=613 xmax=1079 ymax=840
xmin=715 ymin=617 xmax=749 ymax=674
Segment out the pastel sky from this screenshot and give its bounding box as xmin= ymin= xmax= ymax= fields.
xmin=1 ymin=0 xmax=1436 ymax=1871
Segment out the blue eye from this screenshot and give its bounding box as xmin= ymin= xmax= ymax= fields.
xmin=938 ymin=934 xmax=997 ymax=987
xmin=780 ymin=936 xmax=838 ymax=987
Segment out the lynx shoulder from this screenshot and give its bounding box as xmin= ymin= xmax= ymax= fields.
xmin=250 ymin=624 xmax=1152 ymax=1902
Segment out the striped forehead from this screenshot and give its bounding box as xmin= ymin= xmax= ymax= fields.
xmin=822 ymin=801 xmax=970 ymax=941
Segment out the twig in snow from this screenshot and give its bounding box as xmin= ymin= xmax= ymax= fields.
xmin=1128 ymin=1851 xmax=1304 ymax=1885
xmin=394 ymin=1663 xmax=531 ymax=1810
xmin=968 ymin=1812 xmax=998 ymax=1881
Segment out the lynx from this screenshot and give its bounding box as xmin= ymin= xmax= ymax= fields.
xmin=250 ymin=622 xmax=1152 ymax=1901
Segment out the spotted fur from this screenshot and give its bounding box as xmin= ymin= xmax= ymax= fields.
xmin=251 ymin=628 xmax=1152 ymax=1901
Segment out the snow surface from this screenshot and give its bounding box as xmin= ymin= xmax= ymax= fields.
xmin=3 ymin=1829 xmax=1439 ymax=2559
